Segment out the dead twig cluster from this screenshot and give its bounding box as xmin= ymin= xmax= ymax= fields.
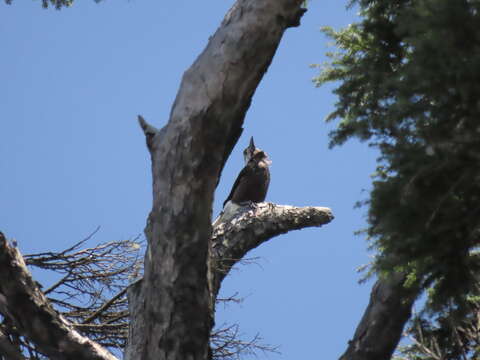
xmin=0 ymin=228 xmax=144 ymax=359
xmin=0 ymin=227 xmax=278 ymax=360
xmin=211 ymin=323 xmax=279 ymax=360
xmin=395 ymin=301 xmax=480 ymax=360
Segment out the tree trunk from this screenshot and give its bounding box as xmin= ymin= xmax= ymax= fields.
xmin=126 ymin=203 xmax=333 ymax=360
xmin=131 ymin=1 xmax=307 ymax=360
xmin=339 ymin=272 xmax=418 ymax=360
xmin=0 ymin=1 xmax=419 ymax=359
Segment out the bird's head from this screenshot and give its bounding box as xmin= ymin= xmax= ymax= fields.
xmin=244 ymin=137 xmax=271 ymax=166
xmin=252 ymin=150 xmax=271 ymax=165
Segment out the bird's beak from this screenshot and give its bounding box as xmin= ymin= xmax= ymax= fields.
xmin=249 ymin=137 xmax=256 ymax=151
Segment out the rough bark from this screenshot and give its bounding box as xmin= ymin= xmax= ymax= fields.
xmin=131 ymin=1 xmax=307 ymax=360
xmin=126 ymin=203 xmax=333 ymax=359
xmin=0 ymin=1 xmax=420 ymax=359
xmin=210 ymin=203 xmax=333 ymax=297
xmin=0 ymin=232 xmax=117 ymax=360
xmin=0 ymin=325 xmax=26 ymax=360
xmin=124 ymin=279 xmax=144 ymax=360
xmin=339 ymin=272 xmax=418 ymax=360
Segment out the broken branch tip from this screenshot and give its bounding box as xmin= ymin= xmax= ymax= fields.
xmin=137 ymin=115 xmax=157 ymax=136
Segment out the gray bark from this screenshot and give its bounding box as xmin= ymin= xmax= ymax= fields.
xmin=0 ymin=232 xmax=118 ymax=360
xmin=124 ymin=279 xmax=144 ymax=360
xmin=130 ymin=1 xmax=307 ymax=360
xmin=339 ymin=272 xmax=418 ymax=360
xmin=126 ymin=203 xmax=333 ymax=360
xmin=209 ymin=203 xmax=333 ymax=298
xmin=1 ymin=1 xmax=418 ymax=359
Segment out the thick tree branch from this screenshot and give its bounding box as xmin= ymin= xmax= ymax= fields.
xmin=0 ymin=324 xmax=25 ymax=360
xmin=133 ymin=1 xmax=307 ymax=359
xmin=339 ymin=272 xmax=418 ymax=360
xmin=0 ymin=232 xmax=118 ymax=360
xmin=20 ymin=233 xmax=142 ymax=352
xmin=210 ymin=203 xmax=334 ymax=297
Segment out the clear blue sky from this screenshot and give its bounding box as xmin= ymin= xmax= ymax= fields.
xmin=1 ymin=1 xmax=378 ymax=359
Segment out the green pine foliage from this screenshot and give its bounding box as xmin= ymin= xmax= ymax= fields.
xmin=397 ymin=299 xmax=480 ymax=359
xmin=4 ymin=0 xmax=102 ymax=9
xmin=316 ymin=0 xmax=480 ymax=316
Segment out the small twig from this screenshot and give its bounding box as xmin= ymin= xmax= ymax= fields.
xmin=83 ymin=288 xmax=128 ymax=324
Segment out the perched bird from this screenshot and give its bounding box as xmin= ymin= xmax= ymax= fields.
xmin=223 ymin=137 xmax=271 ymax=207
xmin=213 ymin=137 xmax=271 ymax=226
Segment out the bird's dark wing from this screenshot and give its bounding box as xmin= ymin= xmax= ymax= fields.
xmin=223 ymin=166 xmax=250 ymax=207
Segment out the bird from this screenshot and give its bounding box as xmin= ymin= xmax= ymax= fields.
xmin=213 ymin=137 xmax=271 ymax=226
xmin=223 ymin=137 xmax=271 ymax=207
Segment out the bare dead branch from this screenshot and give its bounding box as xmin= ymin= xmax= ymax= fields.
xmin=129 ymin=201 xmax=333 ymax=359
xmin=0 ymin=227 xmax=144 ymax=358
xmin=137 ymin=115 xmax=159 ymax=151
xmin=2 ymin=199 xmax=332 ymax=360
xmin=216 ymin=292 xmax=243 ymax=306
xmin=82 ymin=288 xmax=128 ymax=324
xmin=0 ymin=231 xmax=118 ymax=360
xmin=210 ymin=202 xmax=333 ymax=297
xmin=137 ymin=115 xmax=157 ymax=136
xmin=211 ymin=323 xmax=279 ymax=360
xmin=26 ymin=235 xmax=142 ymax=303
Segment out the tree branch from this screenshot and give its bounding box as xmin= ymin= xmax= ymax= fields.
xmin=0 ymin=232 xmax=118 ymax=360
xmin=82 ymin=288 xmax=128 ymax=325
xmin=210 ymin=203 xmax=334 ymax=297
xmin=339 ymin=272 xmax=418 ymax=360
xmin=127 ymin=202 xmax=333 ymax=360
xmin=137 ymin=115 xmax=158 ymax=152
xmin=0 ymin=324 xmax=25 ymax=360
